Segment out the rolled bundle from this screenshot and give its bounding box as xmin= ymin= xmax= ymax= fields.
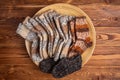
xmin=16 ymin=10 xmax=92 ymax=78
xmin=52 ymin=17 xmax=92 ymax=78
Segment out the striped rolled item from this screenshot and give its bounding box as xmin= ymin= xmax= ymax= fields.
xmin=16 ymin=10 xmax=92 ymax=78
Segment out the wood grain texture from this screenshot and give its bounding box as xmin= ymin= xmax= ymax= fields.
xmin=0 ymin=4 xmax=120 ymax=27
xmin=0 ymin=0 xmax=120 ymax=80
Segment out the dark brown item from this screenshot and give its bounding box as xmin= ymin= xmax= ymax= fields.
xmin=39 ymin=58 xmax=57 ymax=73
xmin=52 ymin=54 xmax=82 ymax=78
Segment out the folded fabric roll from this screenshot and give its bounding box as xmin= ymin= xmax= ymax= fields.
xmin=16 ymin=10 xmax=93 ymax=78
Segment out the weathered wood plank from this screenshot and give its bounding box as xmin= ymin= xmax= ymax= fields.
xmin=0 ymin=65 xmax=120 ymax=80
xmin=0 ymin=58 xmax=32 ymax=64
xmin=94 ymin=46 xmax=120 ymax=55
xmin=0 ymin=54 xmax=120 ymax=66
xmin=1 ymin=46 xmax=120 ymax=55
xmin=0 ymin=4 xmax=120 ymax=27
xmin=0 ymin=0 xmax=120 ymax=7
xmin=79 ymin=5 xmax=120 ymax=27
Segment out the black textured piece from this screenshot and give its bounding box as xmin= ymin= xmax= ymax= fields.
xmin=52 ymin=54 xmax=82 ymax=78
xmin=39 ymin=58 xmax=57 ymax=73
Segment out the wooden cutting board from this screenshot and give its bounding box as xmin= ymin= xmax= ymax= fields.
xmin=25 ymin=3 xmax=96 ymax=66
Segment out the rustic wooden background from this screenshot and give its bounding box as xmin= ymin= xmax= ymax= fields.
xmin=0 ymin=0 xmax=120 ymax=80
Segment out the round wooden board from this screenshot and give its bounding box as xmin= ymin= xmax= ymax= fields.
xmin=25 ymin=3 xmax=96 ymax=66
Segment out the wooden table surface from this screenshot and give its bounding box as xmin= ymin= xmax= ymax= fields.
xmin=0 ymin=0 xmax=120 ymax=80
